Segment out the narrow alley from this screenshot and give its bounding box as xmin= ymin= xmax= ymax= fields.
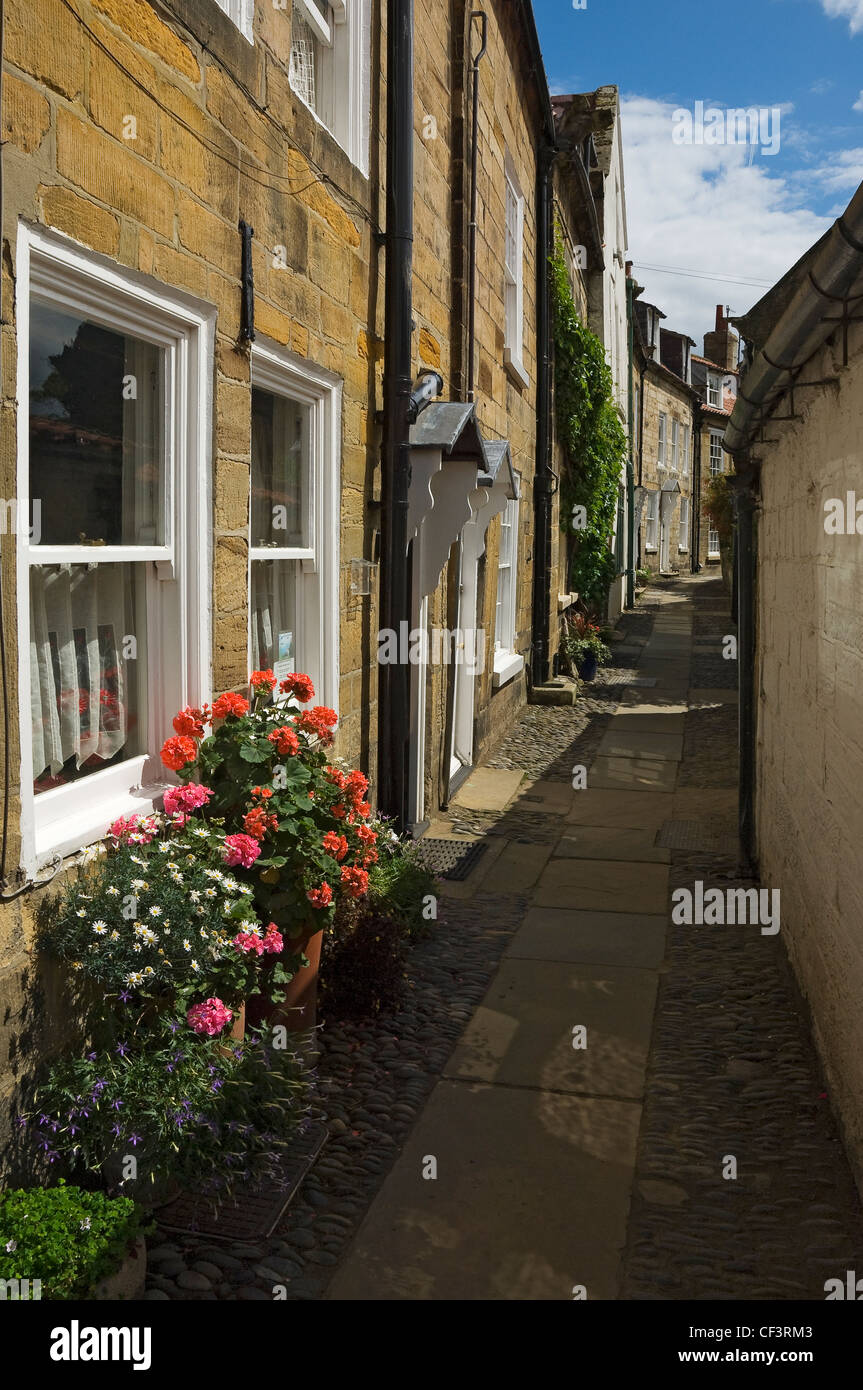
xmin=143 ymin=576 xmax=863 ymax=1302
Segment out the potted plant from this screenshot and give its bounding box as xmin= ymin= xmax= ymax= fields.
xmin=560 ymin=612 xmax=611 ymax=682
xmin=159 ymin=671 xmax=379 ymax=1032
xmin=0 ymin=1180 xmax=150 ymax=1300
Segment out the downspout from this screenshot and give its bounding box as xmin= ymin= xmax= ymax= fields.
xmin=531 ymin=143 xmax=555 ymax=686
xmin=378 ymin=0 xmax=415 ymax=831
xmin=465 ymin=11 xmax=487 ymax=402
xmin=731 ymin=457 xmax=759 ymax=871
xmin=691 ymin=399 xmax=701 ymax=573
xmin=625 ymin=273 xmax=635 ymax=607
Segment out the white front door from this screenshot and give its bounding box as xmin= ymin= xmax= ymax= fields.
xmin=659 ymin=517 xmax=670 ymax=572
xmin=449 ymin=535 xmax=478 ymax=784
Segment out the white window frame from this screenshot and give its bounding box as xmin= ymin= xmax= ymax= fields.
xmin=707 ymin=372 xmax=721 ymax=406
xmin=289 ymin=0 xmax=370 ymax=176
xmin=678 ymin=495 xmax=690 ymax=552
xmin=683 ymin=423 xmax=691 ymax=476
xmin=657 ymin=412 xmax=667 ymax=469
xmin=708 ymin=527 xmax=720 ymax=558
xmin=709 ymin=430 xmax=724 ymax=476
xmin=492 ymin=497 xmax=522 ymax=687
xmin=671 ymin=418 xmax=679 ymax=473
xmin=213 ymin=0 xmax=255 ymax=43
xmin=249 ymin=338 xmax=341 ymax=713
xmin=503 ymin=154 xmax=529 ymax=389
xmin=645 ymin=490 xmax=659 ymax=551
xmin=16 ymin=224 xmax=213 ymax=873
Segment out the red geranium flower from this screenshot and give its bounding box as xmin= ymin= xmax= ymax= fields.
xmin=160 ymin=735 xmax=198 ymax=771
xmin=172 ymin=706 xmax=207 ymax=738
xmin=267 ymin=725 xmax=300 ymax=756
xmin=307 ymin=882 xmax=333 ymax=909
xmin=279 ymin=673 xmax=315 ymax=703
xmin=250 ymin=669 xmax=276 ymax=691
xmin=322 ymin=831 xmax=348 ymax=862
xmin=340 ymin=865 xmax=370 ymax=900
xmin=212 ymin=691 xmax=250 ymax=719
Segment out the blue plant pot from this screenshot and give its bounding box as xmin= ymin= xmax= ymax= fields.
xmin=577 ymin=652 xmax=598 ymax=682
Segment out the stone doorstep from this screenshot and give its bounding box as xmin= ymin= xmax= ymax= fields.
xmin=445 ymin=958 xmax=658 ymax=1100
xmin=534 ymin=857 xmax=670 ymax=914
xmin=508 ymin=907 xmax=667 ymax=970
xmin=588 ymin=755 xmax=679 ymax=793
xmin=618 ymin=691 xmax=689 ymax=712
xmin=553 ymin=825 xmax=671 ymax=864
xmin=449 ymin=767 xmax=526 ymax=812
xmin=566 ymin=789 xmax=674 ymax=830
xmin=324 ymin=1080 xmax=641 ymax=1301
xmin=596 ymin=730 xmax=684 ymax=763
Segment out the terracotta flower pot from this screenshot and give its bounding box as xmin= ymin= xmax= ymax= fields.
xmin=275 ymin=928 xmax=322 ymax=1033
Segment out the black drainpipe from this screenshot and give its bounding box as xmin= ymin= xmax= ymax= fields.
xmin=733 ymin=454 xmax=759 ymax=871
xmin=531 ymin=143 xmax=555 ymax=687
xmin=466 ymin=11 xmax=487 ymax=402
xmin=378 ymin=0 xmax=415 ymax=830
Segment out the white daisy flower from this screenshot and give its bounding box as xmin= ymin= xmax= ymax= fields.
xmin=143 ymin=965 xmax=155 ymax=976
xmin=189 ymin=890 xmax=201 ymax=903
xmin=191 ymin=960 xmax=199 ymax=971
xmin=205 ymin=888 xmax=217 ymax=899
xmin=148 ymin=906 xmax=162 ymax=917
xmin=124 ymin=970 xmax=144 ymax=986
xmin=109 ymin=930 xmax=120 ymax=941
xmin=183 ymin=939 xmax=192 ymax=952
xmin=106 ymin=885 xmax=120 ymax=897
xmin=157 ymin=843 xmax=172 ymax=855
xmin=130 ymin=879 xmax=147 ymax=891
xmin=199 ymin=927 xmax=208 ymax=939
xmin=132 ymin=943 xmax=142 ymax=953
xmin=92 ymin=923 xmax=108 ymax=936
xmin=75 ymin=909 xmax=87 ymax=918
xmin=130 ymin=854 xmax=146 ymax=866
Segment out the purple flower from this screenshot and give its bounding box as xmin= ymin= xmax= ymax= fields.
xmin=16 ymin=1115 xmax=27 ymax=1129
xmin=168 ymin=1021 xmax=180 ymax=1034
xmin=86 ymin=1051 xmax=97 ymax=1061
xmin=118 ymin=991 xmax=131 ymax=1003
xmin=46 ymin=1151 xmax=59 ymax=1164
xmin=128 ymin=1133 xmax=142 ymax=1147
xmin=211 ymin=1080 xmax=223 ymax=1092
xmin=111 ymin=1099 xmax=122 ymax=1111
xmin=68 ymin=1124 xmax=78 ymax=1137
xmin=115 ymin=1041 xmax=129 ymax=1057
xmin=165 ymin=1063 xmax=174 ymax=1074
xmin=111 ymin=1123 xmax=122 ymax=1138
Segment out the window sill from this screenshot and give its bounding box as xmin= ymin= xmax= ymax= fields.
xmin=492 ymin=650 xmax=524 ymax=689
xmin=678 ymin=546 xmax=689 ymax=553
xmin=33 ymin=772 xmax=169 ymax=869
xmin=504 ymin=350 xmax=530 ymax=391
xmin=707 ymin=552 xmax=721 ymax=560
xmin=645 ymin=546 xmax=658 ymax=553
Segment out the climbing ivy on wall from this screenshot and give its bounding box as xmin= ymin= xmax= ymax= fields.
xmin=550 ymin=234 xmax=628 ymax=610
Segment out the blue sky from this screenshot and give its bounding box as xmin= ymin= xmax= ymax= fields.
xmin=532 ymin=0 xmax=863 ymax=343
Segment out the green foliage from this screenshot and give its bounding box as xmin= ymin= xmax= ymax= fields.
xmin=366 ymin=831 xmax=438 ymax=935
xmin=0 ymin=1180 xmax=150 ymax=1299
xmin=550 ymin=235 xmax=628 ymax=608
xmin=19 ymin=1015 xmax=312 ymax=1200
xmin=702 ymin=474 xmax=735 ymax=547
xmin=560 ymin=612 xmax=612 ymax=672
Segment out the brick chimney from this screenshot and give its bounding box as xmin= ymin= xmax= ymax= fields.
xmin=703 ymin=304 xmax=739 ymax=372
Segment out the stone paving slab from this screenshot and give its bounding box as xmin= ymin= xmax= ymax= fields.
xmin=513 ymin=778 xmax=575 ymax=812
xmin=534 ymin=858 xmax=670 ymax=913
xmin=508 ymin=908 xmax=667 ymax=970
xmin=588 ymin=755 xmax=679 ymax=792
xmin=566 ymin=789 xmax=674 ymax=830
xmin=689 ymin=688 xmax=738 ymax=705
xmin=619 ymin=690 xmax=689 ymax=711
xmin=596 ymin=729 xmax=683 ymax=762
xmin=326 ymin=1080 xmax=641 ymax=1301
xmin=554 ymin=825 xmax=671 ymax=864
xmin=444 ymin=958 xmax=658 ymax=1098
xmin=450 ymin=767 xmax=525 ymax=811
xmin=608 ymin=712 xmax=686 ymax=735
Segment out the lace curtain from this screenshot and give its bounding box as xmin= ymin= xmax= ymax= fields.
xmin=30 ymin=564 xmax=132 ymax=783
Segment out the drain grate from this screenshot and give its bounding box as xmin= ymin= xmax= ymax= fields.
xmin=657 ymin=819 xmax=739 ymax=854
xmin=157 ymin=1120 xmax=328 ymax=1242
xmin=416 ymin=837 xmax=488 ymax=880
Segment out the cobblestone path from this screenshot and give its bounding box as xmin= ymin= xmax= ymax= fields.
xmin=146 ymin=575 xmax=863 ymax=1301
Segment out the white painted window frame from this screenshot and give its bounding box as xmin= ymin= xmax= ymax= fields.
xmin=671 ymin=418 xmax=679 ymax=473
xmin=709 ymin=430 xmax=724 ymax=476
xmin=493 ymin=496 xmax=522 ymax=687
xmin=708 ymin=527 xmax=720 ymax=558
xmin=645 ymin=490 xmax=659 ymax=551
xmin=683 ymin=422 xmax=691 ymax=476
xmin=657 ymin=412 xmax=667 ymax=469
xmin=213 ymin=0 xmax=255 ymax=43
xmin=707 ymin=372 xmax=721 ymax=406
xmin=678 ymin=495 xmax=690 ymax=552
xmin=16 ymin=223 xmax=214 ymax=873
xmin=503 ymin=154 xmax=529 ymax=390
xmin=249 ymin=338 xmax=341 ymax=714
xmin=289 ymin=0 xmax=370 ymax=176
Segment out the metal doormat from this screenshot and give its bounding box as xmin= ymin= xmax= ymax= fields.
xmin=657 ymin=820 xmax=739 ymax=855
xmin=416 ymin=837 xmax=488 ymax=880
xmin=157 ymin=1120 xmax=328 ymax=1242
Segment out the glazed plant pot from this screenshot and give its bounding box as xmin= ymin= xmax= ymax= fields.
xmin=576 ymin=652 xmax=598 ymax=682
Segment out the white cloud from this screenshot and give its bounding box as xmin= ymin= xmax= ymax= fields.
xmin=810 ymin=147 xmax=863 ymax=190
xmin=811 ymin=79 xmax=835 ymax=95
xmin=854 ymin=91 xmax=863 ymax=111
xmin=620 ymin=96 xmax=832 ymax=345
xmin=820 ymin=0 xmax=863 ymax=34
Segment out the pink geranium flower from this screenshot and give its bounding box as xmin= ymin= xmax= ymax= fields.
xmin=233 ymin=931 xmax=265 ymax=956
xmin=222 ymin=833 xmax=261 ymax=869
xmin=163 ymin=783 xmax=213 ymax=820
xmin=263 ymin=923 xmax=283 ymax=955
xmin=187 ymin=997 xmax=233 ymax=1036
